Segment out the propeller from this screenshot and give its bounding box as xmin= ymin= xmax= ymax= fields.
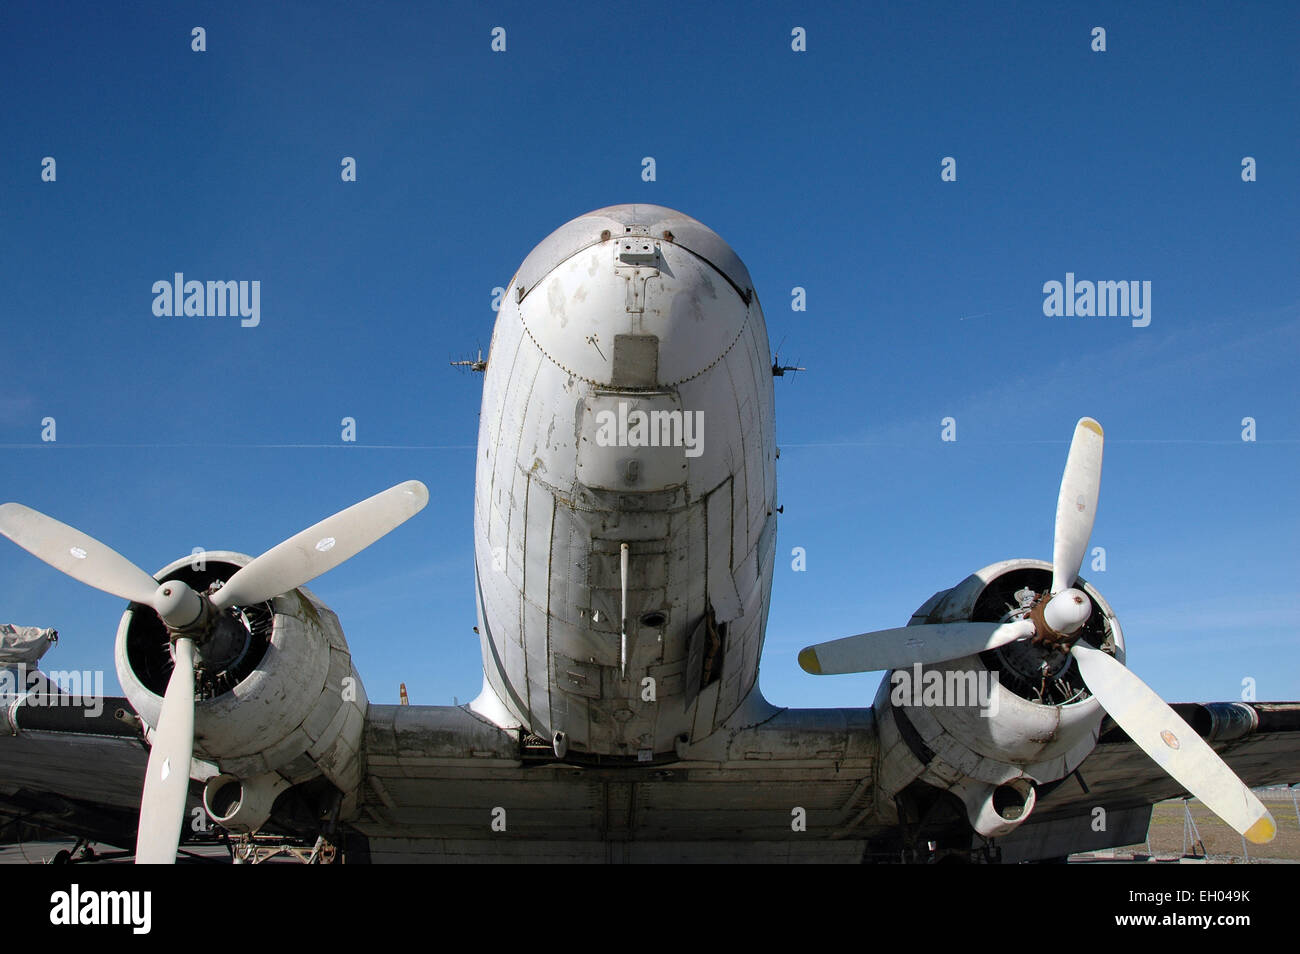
xmin=0 ymin=479 xmax=429 ymax=863
xmin=135 ymin=635 xmax=196 ymax=864
xmin=1051 ymin=417 xmax=1102 ymax=595
xmin=1070 ymin=643 xmax=1275 ymax=844
xmin=796 ymin=417 xmax=1276 ymax=844
xmin=798 ymin=620 xmax=1035 ymax=675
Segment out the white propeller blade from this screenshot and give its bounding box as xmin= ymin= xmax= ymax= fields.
xmin=212 ymin=480 xmax=429 ymax=610
xmin=798 ymin=619 xmax=1035 ymax=675
xmin=1052 ymin=418 xmax=1103 ymax=594
xmin=135 ymin=636 xmax=197 ymax=864
xmin=0 ymin=503 xmax=159 ymax=605
xmin=1071 ymin=643 xmax=1276 ymax=844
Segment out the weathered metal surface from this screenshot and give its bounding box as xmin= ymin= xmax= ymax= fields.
xmin=114 ymin=551 xmax=368 ymax=797
xmin=510 ymin=205 xmax=754 ymax=311
xmin=471 ymin=205 xmax=776 ymax=758
xmin=353 ymin=702 xmax=877 ymax=849
xmin=870 ymin=559 xmax=1127 ymax=837
xmin=347 ymin=698 xmax=1295 ymax=860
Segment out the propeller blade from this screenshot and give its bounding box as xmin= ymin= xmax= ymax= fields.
xmin=798 ymin=619 xmax=1035 ymax=675
xmin=135 ymin=636 xmax=197 ymax=864
xmin=1071 ymin=642 xmax=1276 ymax=844
xmin=1051 ymin=418 xmax=1104 ymax=594
xmin=212 ymin=480 xmax=429 ymax=610
xmin=0 ymin=503 xmax=159 ymax=605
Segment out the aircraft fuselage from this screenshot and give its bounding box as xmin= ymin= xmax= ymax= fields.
xmin=470 ymin=205 xmax=778 ymax=758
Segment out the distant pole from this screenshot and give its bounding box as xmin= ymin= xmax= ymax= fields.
xmin=1181 ymin=800 xmax=1204 ymax=858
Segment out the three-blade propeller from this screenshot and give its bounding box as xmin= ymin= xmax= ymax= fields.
xmin=797 ymin=417 xmax=1275 ymax=844
xmin=0 ymin=479 xmax=429 ymax=863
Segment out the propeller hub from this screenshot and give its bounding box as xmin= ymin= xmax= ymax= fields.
xmin=153 ymin=580 xmax=206 ymax=632
xmin=1030 ymin=588 xmax=1091 ymax=649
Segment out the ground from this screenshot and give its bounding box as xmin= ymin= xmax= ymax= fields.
xmin=1083 ymin=788 xmax=1300 ymax=863
xmin=3 ymin=789 xmax=1297 ymax=863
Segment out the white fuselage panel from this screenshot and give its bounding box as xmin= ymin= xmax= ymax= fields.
xmin=471 ymin=205 xmax=776 ymax=758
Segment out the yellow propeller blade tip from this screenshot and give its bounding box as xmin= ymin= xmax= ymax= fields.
xmin=797 ymin=647 xmax=822 ymax=675
xmin=1245 ymin=812 xmax=1276 ymax=845
xmin=1079 ymin=418 xmax=1103 ymax=437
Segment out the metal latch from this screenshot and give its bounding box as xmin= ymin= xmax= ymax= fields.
xmin=617 ymin=237 xmax=661 ymax=267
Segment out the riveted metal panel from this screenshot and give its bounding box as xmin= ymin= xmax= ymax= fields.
xmin=706 ymin=481 xmax=742 ymax=622
xmin=577 ymin=391 xmax=692 ymax=492
xmin=554 ymin=653 xmax=602 ymax=700
xmin=523 ymin=479 xmax=554 ymax=610
xmin=506 ymin=465 xmax=529 ymax=593
xmin=547 ymin=504 xmax=587 ymax=629
xmin=611 ymin=334 xmax=659 ymax=387
xmin=691 ymin=680 xmax=721 ymax=740
xmin=683 ymin=614 xmax=707 ymax=712
xmin=587 ymin=541 xmax=668 ymax=591
xmin=648 ymin=658 xmax=686 ymax=698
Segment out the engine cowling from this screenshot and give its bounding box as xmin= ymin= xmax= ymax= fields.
xmin=114 ymin=551 xmax=367 ymax=833
xmin=873 ymin=558 xmax=1124 ymax=838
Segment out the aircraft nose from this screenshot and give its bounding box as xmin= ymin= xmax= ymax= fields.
xmin=506 ymin=205 xmax=757 ymax=390
xmin=516 ymin=230 xmax=752 ymax=390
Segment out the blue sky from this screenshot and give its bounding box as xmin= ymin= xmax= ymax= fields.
xmin=0 ymin=1 xmax=1296 ymax=711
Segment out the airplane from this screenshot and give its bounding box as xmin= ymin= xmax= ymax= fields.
xmin=1 ymin=203 xmax=1296 ymax=863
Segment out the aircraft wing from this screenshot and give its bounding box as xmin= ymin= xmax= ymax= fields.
xmin=0 ymin=694 xmax=885 ymax=862
xmin=350 ymin=702 xmax=883 ymax=862
xmin=348 ymin=699 xmax=1300 ymax=862
xmin=0 ymin=695 xmax=173 ymax=850
xmin=4 ymin=695 xmax=1297 ymax=862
